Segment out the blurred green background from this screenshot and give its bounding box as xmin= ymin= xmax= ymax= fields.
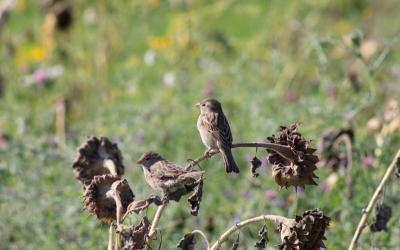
xmin=1 ymin=0 xmax=400 ymax=249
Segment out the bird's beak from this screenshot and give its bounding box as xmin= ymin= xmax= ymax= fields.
xmin=195 ymin=102 xmax=200 ymax=108
xmin=136 ymin=159 xmax=142 ymax=165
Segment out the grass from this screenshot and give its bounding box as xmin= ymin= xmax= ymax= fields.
xmin=1 ymin=0 xmax=400 ymax=249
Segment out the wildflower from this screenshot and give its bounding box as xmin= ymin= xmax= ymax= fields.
xmin=362 ymin=155 xmax=375 ymax=168
xmin=29 ymin=46 xmax=46 ymax=61
xmin=163 ymin=71 xmax=175 ymax=87
xmin=265 ymin=189 xmax=277 ymax=200
xmin=148 ymin=36 xmax=171 ymax=49
xmin=144 ymin=49 xmax=155 ymax=66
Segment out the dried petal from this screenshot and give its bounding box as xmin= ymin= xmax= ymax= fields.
xmin=250 ymin=156 xmax=262 ymax=177
xmin=177 ymin=233 xmax=196 ymax=250
xmin=317 ymin=128 xmax=354 ymax=171
xmin=120 ymin=216 xmax=151 ymax=250
xmin=279 ymin=208 xmax=330 ymax=250
xmin=254 ymin=225 xmax=268 ymax=249
xmin=83 ymin=174 xmax=134 ymax=224
xmin=72 ymin=136 xmax=124 ymax=185
xmin=267 ymin=124 xmax=319 ymax=189
xmin=370 ymin=203 xmax=392 ymax=232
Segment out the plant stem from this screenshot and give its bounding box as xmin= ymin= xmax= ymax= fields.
xmin=348 ymin=149 xmax=400 ymax=250
xmin=148 ymin=203 xmax=166 ymax=238
xmin=335 ymin=134 xmax=353 ymax=199
xmin=112 ymin=182 xmax=123 ymax=250
xmin=187 ymin=142 xmax=296 ymax=168
xmin=191 ymin=230 xmax=210 ymax=249
xmin=209 ymin=215 xmax=292 ymax=250
xmin=108 ymin=224 xmax=113 ymax=250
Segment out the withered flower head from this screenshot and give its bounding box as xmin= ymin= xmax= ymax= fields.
xmin=72 ymin=136 xmax=124 ymax=185
xmin=279 ymin=208 xmax=330 ymax=250
xmin=120 ymin=216 xmax=151 ymax=250
xmin=177 ymin=233 xmax=196 ymax=250
xmin=370 ymin=203 xmax=392 ymax=232
xmin=187 ymin=178 xmax=204 ymax=216
xmin=317 ymin=128 xmax=354 ymax=171
xmin=83 ymin=174 xmax=134 ymax=224
xmin=267 ymin=124 xmax=319 ymax=189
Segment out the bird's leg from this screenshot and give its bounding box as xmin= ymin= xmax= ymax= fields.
xmin=203 ymin=148 xmax=218 ymax=158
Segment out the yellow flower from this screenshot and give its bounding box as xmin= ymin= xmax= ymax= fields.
xmin=148 ymin=36 xmax=171 ymax=49
xmin=30 ymin=46 xmax=46 ymax=61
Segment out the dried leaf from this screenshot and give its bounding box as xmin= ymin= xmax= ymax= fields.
xmin=231 ymin=233 xmax=240 ymax=250
xmin=124 ymin=196 xmax=161 ymax=218
xmin=370 ymin=203 xmax=392 ymax=232
xmin=187 ymin=178 xmax=204 ymax=216
xmin=395 ymin=158 xmax=400 ymax=178
xmin=120 ymin=216 xmax=151 ymax=250
xmin=254 ymin=225 xmax=268 ymax=249
xmin=250 ymin=156 xmax=262 ymax=177
xmin=177 ymin=233 xmax=196 ymax=250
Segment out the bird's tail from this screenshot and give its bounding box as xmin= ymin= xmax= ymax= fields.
xmin=221 ymin=148 xmax=240 ymax=173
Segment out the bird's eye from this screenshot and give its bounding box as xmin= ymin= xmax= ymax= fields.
xmin=201 ymin=103 xmax=206 ymax=107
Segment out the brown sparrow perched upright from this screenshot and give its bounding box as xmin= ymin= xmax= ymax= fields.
xmin=137 ymin=152 xmax=204 ymax=201
xmin=196 ymin=98 xmax=240 ymax=173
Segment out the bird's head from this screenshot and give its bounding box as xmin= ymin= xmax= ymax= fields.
xmin=195 ymin=98 xmax=222 ymax=114
xmin=137 ymin=152 xmax=164 ymax=168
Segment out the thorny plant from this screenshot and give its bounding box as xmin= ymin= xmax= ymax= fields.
xmin=71 ymin=119 xmax=398 ymax=249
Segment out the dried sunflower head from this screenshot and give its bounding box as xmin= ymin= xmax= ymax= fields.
xmin=72 ymin=136 xmax=125 ymax=185
xmin=83 ymin=174 xmax=134 ymax=224
xmin=279 ymin=208 xmax=330 ymax=250
xmin=177 ymin=233 xmax=196 ymax=250
xmin=317 ymin=128 xmax=354 ymax=171
xmin=267 ymin=124 xmax=319 ymax=189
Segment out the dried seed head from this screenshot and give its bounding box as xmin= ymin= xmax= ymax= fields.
xmin=317 ymin=128 xmax=354 ymax=171
xmin=83 ymin=174 xmax=134 ymax=224
xmin=267 ymin=124 xmax=319 ymax=189
xmin=177 ymin=233 xmax=196 ymax=250
xmin=279 ymin=208 xmax=330 ymax=250
xmin=370 ymin=203 xmax=392 ymax=232
xmin=72 ymin=136 xmax=124 ymax=185
xmin=120 ymin=216 xmax=151 ymax=250
xmin=187 ymin=178 xmax=204 ymax=216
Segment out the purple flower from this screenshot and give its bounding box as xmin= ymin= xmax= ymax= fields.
xmin=233 ymin=215 xmax=241 ymax=224
xmin=33 ymin=69 xmax=48 ymax=83
xmin=320 ymin=182 xmax=329 ymax=193
xmin=274 ymin=198 xmax=287 ymax=208
xmin=134 ymin=133 xmax=144 ymax=143
xmin=296 ymin=187 xmax=304 ymax=197
xmin=265 ymin=189 xmax=277 ymax=200
xmin=285 ymin=90 xmax=298 ymax=102
xmin=261 ymin=157 xmax=269 ymax=167
xmin=242 ymin=191 xmax=252 ymax=199
xmin=362 ymin=155 xmax=374 ymax=168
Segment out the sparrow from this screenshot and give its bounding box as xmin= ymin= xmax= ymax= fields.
xmin=137 ymin=152 xmax=204 ymax=202
xmin=196 ymin=98 xmax=240 ymax=173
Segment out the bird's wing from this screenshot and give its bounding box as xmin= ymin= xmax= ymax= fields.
xmin=151 ymin=160 xmax=185 ymax=181
xmin=203 ymin=111 xmax=232 ymax=148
